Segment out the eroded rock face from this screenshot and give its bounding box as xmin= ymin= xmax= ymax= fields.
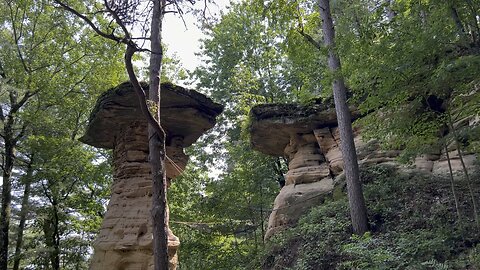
xmin=249 ymin=103 xmax=478 ymax=239
xmin=81 ymin=82 xmax=222 ymax=270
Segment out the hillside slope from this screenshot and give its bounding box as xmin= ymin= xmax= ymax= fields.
xmin=259 ymin=165 xmax=480 ymax=270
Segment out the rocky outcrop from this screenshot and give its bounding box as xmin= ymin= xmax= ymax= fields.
xmin=81 ymin=82 xmax=222 ymax=270
xmin=249 ymin=103 xmax=478 ymax=239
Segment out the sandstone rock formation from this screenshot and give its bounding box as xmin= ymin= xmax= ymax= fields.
xmin=249 ymin=103 xmax=477 ymax=239
xmin=80 ymin=82 xmax=222 ymax=270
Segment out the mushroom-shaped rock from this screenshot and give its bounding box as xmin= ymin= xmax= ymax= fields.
xmin=249 ymin=102 xmax=359 ymax=156
xmin=83 ymin=82 xmax=222 ymax=270
xmin=249 ymin=102 xmax=360 ymax=239
xmin=81 ymin=81 xmax=222 ymax=148
xmin=250 ymin=102 xmax=479 ymax=239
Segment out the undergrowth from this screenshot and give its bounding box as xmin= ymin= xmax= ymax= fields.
xmin=257 ymin=165 xmax=480 ymax=270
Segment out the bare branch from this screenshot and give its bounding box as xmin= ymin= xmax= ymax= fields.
xmin=295 ymin=7 xmax=322 ymax=51
xmin=124 ymin=45 xmax=166 ymax=138
xmin=53 ymin=0 xmax=124 ymax=43
xmin=13 ymin=123 xmax=27 ymax=144
xmin=41 ymin=180 xmax=55 ymax=206
xmin=0 ymin=105 xmax=4 ymax=122
xmin=103 ymin=0 xmax=131 ymax=39
xmin=7 ymin=2 xmax=31 ymax=74
xmin=0 ymin=58 xmax=6 ymax=79
xmin=297 ymin=29 xmax=322 ymax=50
xmin=10 ymin=90 xmax=37 ymax=115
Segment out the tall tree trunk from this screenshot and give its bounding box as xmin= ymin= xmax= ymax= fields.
xmin=149 ymin=0 xmax=169 ymax=269
xmin=465 ymin=0 xmax=480 ymax=45
xmin=12 ymin=157 xmax=34 ymax=270
xmin=450 ymin=5 xmax=467 ymax=38
xmin=319 ymin=0 xmax=369 ymax=235
xmin=0 ymin=124 xmax=15 ymax=270
xmin=445 ymin=144 xmax=462 ymax=221
xmin=51 ymin=203 xmax=60 ymax=270
xmin=385 ymin=0 xmax=395 ymax=21
xmin=447 ymin=113 xmax=479 ymax=227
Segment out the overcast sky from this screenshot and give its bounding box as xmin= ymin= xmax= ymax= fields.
xmin=162 ymin=1 xmax=231 ymax=71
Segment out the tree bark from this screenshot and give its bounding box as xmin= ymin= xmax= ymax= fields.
xmin=450 ymin=5 xmax=467 ymax=38
xmin=447 ymin=112 xmax=479 ymax=227
xmin=149 ymin=0 xmax=169 ymax=269
xmin=445 ymin=144 xmax=462 ymax=221
xmin=319 ymin=0 xmax=369 ymax=235
xmin=12 ymin=157 xmax=34 ymax=270
xmin=0 ymin=122 xmax=15 ymax=270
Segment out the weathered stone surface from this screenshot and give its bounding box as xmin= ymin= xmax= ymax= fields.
xmin=83 ymin=83 xmax=222 ymax=270
xmin=415 ymin=156 xmax=435 ymax=172
xmin=80 ymin=82 xmax=223 ymax=149
xmin=313 ymin=128 xmax=337 ymax=152
xmin=249 ymin=103 xmax=359 ymax=156
xmin=285 ymin=164 xmax=331 ymax=185
xmin=432 ymin=152 xmax=477 ymax=175
xmin=249 ymin=102 xmax=478 ymax=240
xmin=265 ymin=178 xmax=334 ymax=239
xmin=288 ymin=144 xmax=324 ymax=170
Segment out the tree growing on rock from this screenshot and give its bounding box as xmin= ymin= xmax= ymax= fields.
xmin=318 ymin=0 xmax=368 ymax=235
xmin=52 ymin=0 xmax=199 ymax=268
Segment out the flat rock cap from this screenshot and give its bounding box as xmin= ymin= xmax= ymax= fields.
xmin=249 ymin=103 xmax=359 ymax=156
xmin=80 ymin=82 xmax=223 ymax=149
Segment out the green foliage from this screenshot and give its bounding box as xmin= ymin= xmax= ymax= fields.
xmin=259 ymin=165 xmax=480 ymax=270
xmin=169 ymin=140 xmax=280 ymax=269
xmin=0 ymin=0 xmax=124 ymax=268
xmin=333 ymin=0 xmax=480 ymax=160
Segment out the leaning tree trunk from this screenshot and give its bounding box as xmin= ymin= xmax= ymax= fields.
xmin=447 ymin=112 xmax=479 ymax=227
xmin=149 ymin=0 xmax=169 ymax=269
xmin=319 ymin=0 xmax=369 ymax=235
xmin=445 ymin=143 xmax=462 ymax=221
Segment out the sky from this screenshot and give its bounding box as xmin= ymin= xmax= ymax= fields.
xmin=162 ymin=1 xmax=231 ymax=72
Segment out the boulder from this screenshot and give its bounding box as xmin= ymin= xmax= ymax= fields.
xmin=265 ymin=178 xmax=334 ymax=239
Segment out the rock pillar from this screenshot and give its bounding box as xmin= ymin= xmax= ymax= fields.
xmin=80 ymin=82 xmax=223 ymax=270
xmin=89 ymin=121 xmax=184 ymax=270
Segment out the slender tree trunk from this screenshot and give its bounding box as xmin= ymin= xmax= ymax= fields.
xmin=51 ymin=203 xmax=60 ymax=270
xmin=259 ymin=181 xmax=265 ymax=245
xmin=465 ymin=0 xmax=480 ymax=45
xmin=450 ymin=5 xmax=467 ymax=37
xmin=319 ymin=0 xmax=369 ymax=235
xmin=12 ymin=158 xmax=34 ymax=270
xmin=0 ymin=124 xmax=15 ymax=270
xmin=149 ymin=0 xmax=169 ymax=269
xmin=385 ymin=0 xmax=395 ymax=21
xmin=445 ymin=144 xmax=462 ymax=221
xmin=447 ymin=113 xmax=479 ymax=227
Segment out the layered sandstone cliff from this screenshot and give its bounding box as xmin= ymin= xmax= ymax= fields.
xmin=80 ymin=82 xmax=222 ymax=270
xmin=249 ymin=103 xmax=477 ymax=239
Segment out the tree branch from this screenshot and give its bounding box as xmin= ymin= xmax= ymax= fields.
xmin=124 ymin=45 xmax=166 ymax=138
xmin=103 ymin=0 xmax=131 ymax=39
xmin=297 ymin=28 xmax=322 ymax=50
xmin=0 ymin=104 xmax=5 ymax=122
xmin=53 ymin=0 xmax=124 ymax=43
xmin=0 ymin=60 xmax=6 ymax=79
xmin=13 ymin=123 xmax=27 ymax=144
xmin=11 ymin=90 xmax=37 ymax=114
xmin=8 ymin=2 xmax=31 ymax=74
